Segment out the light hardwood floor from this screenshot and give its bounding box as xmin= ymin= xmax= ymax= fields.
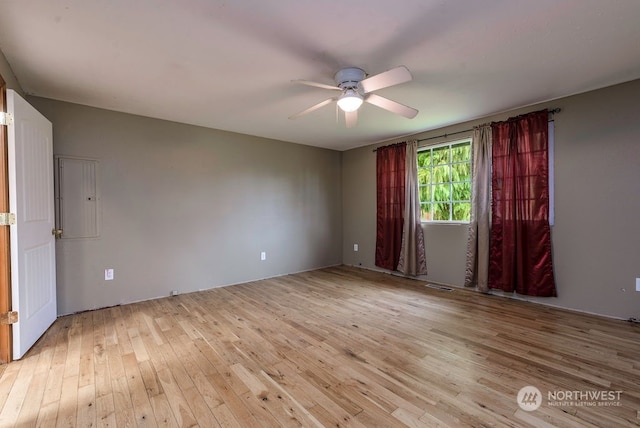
xmin=0 ymin=266 xmax=639 ymax=427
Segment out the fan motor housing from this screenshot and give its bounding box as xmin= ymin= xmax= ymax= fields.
xmin=334 ymin=67 xmax=366 ymax=90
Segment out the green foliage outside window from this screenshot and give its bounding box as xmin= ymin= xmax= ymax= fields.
xmin=417 ymin=139 xmax=472 ymax=222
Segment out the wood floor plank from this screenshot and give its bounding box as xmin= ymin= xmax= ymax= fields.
xmin=110 ymin=375 xmax=136 ymax=427
xmin=270 ymin=360 xmax=367 ymax=427
xmin=92 ymin=310 xmax=112 ymax=401
xmin=62 ymin=315 xmax=83 ymax=383
xmin=182 ymin=385 xmax=221 ymax=428
xmin=5 ymin=355 xmax=40 ymax=426
xmin=206 ymin=371 xmax=263 ymax=427
xmin=55 ymin=374 xmax=79 ymax=428
xmin=36 ymin=400 xmax=59 ymax=427
xmin=209 ymin=403 xmax=243 ymax=428
xmin=259 ymin=368 xmax=325 ymax=428
xmin=16 ymin=341 xmax=55 ymax=426
xmin=0 ymin=266 xmax=638 ymax=427
xmin=76 ymin=383 xmax=97 ymax=427
xmin=78 ymin=313 xmax=96 ymax=389
xmin=95 ymin=393 xmax=117 ymax=427
xmin=148 ymin=392 xmax=179 ymax=427
xmin=154 ymin=366 xmax=198 ymax=427
xmin=0 ymin=358 xmax=20 ymax=412
xmin=121 ymin=352 xmax=155 ymax=426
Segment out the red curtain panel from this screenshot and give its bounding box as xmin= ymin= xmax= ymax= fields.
xmin=375 ymin=143 xmax=406 ymax=270
xmin=489 ymin=110 xmax=557 ymax=297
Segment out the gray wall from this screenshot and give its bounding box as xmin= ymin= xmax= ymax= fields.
xmin=11 ymin=61 xmax=640 ymax=321
xmin=343 ymin=79 xmax=640 ymax=320
xmin=29 ymin=97 xmax=343 ymax=315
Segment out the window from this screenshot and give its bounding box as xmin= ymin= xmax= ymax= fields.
xmin=417 ymin=139 xmax=472 ymax=222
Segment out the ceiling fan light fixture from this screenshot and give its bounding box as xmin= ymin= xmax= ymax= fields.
xmin=337 ymin=89 xmax=363 ymax=112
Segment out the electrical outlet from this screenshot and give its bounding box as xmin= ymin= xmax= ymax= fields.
xmin=354 ymin=244 xmax=359 ymax=251
xmin=170 ymin=290 xmax=179 ymax=297
xmin=104 ymin=268 xmax=114 ymax=281
xmin=261 ymin=251 xmax=266 ymax=261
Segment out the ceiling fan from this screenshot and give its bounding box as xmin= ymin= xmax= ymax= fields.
xmin=289 ymin=66 xmax=419 ymax=127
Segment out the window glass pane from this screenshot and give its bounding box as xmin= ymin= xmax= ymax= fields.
xmin=433 ymin=203 xmax=451 ymax=220
xmin=432 ymin=184 xmax=450 ymax=202
xmin=419 ymin=185 xmax=431 ymax=202
xmin=452 ymin=162 xmax=471 ymax=182
xmin=452 ymin=143 xmax=470 ymax=162
xmin=433 ymin=165 xmax=450 ymax=183
xmin=417 ymin=151 xmax=431 ymax=167
xmin=418 ymin=168 xmax=431 ymax=186
xmin=433 ymin=146 xmax=450 ymax=165
xmin=452 ymin=202 xmax=471 ymax=221
xmin=452 ymin=181 xmax=471 ymax=202
xmin=420 ymin=203 xmax=431 ymax=221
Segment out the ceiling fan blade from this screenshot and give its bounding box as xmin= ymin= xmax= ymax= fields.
xmin=365 ymin=93 xmax=418 ymax=119
xmin=360 ymin=66 xmax=413 ymax=93
xmin=291 ymin=79 xmax=341 ymax=91
xmin=288 ymin=98 xmax=335 ymax=120
xmin=345 ymin=110 xmax=358 ymax=128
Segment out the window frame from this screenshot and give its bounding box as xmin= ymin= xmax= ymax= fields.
xmin=417 ymin=138 xmax=472 ymax=224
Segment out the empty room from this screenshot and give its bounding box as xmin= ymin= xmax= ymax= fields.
xmin=0 ymin=1 xmax=639 ymax=427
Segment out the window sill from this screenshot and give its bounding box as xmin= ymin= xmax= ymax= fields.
xmin=421 ymin=221 xmax=470 ymax=226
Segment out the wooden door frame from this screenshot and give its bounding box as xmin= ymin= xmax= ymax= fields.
xmin=0 ymin=73 xmax=12 ymax=363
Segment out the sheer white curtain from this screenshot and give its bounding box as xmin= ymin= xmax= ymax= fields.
xmin=398 ymin=140 xmax=427 ymax=276
xmin=464 ymin=125 xmax=492 ymax=292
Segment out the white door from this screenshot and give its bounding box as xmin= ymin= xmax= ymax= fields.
xmin=6 ymin=90 xmax=57 ymax=360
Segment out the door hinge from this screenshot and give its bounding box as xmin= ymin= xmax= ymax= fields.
xmin=0 ymin=213 xmax=16 ymax=226
xmin=0 ymin=311 xmax=18 ymax=325
xmin=0 ymin=112 xmax=13 ymax=126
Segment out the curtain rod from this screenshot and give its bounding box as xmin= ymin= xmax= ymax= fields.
xmin=373 ymin=108 xmax=561 ymax=152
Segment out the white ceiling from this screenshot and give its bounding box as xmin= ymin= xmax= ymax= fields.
xmin=1 ymin=1 xmax=640 ymax=151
